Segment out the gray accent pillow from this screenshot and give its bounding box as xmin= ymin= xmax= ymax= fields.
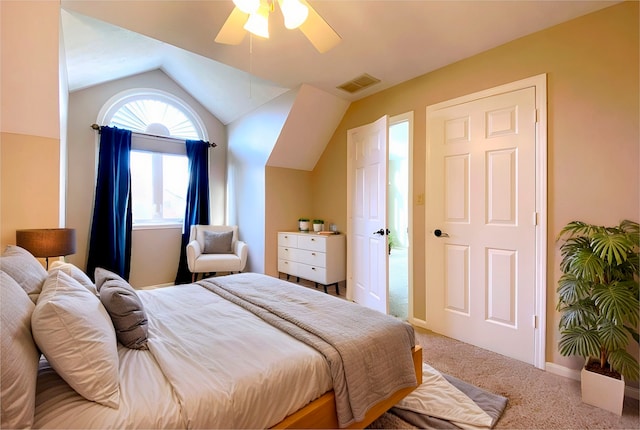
xmin=0 ymin=245 xmax=47 ymax=303
xmin=94 ymin=268 xmax=148 ymax=350
xmin=203 ymin=230 xmax=234 ymax=254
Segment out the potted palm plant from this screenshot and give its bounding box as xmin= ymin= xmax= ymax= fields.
xmin=556 ymin=220 xmax=639 ymax=415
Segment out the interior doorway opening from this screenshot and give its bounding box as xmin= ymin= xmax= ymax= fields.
xmin=388 ymin=118 xmax=410 ymax=320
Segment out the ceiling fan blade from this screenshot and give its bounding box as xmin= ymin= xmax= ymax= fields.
xmin=215 ymin=7 xmax=249 ymax=45
xmin=298 ymin=0 xmax=341 ymax=53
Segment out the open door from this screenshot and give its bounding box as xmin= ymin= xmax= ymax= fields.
xmin=347 ymin=116 xmax=389 ymax=313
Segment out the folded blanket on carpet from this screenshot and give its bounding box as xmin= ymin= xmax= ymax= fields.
xmin=390 ymin=363 xmax=508 ymax=429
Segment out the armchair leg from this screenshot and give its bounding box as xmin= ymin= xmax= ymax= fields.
xmin=192 ymin=273 xmax=196 ymax=283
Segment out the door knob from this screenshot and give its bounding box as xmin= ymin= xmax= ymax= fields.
xmin=434 ymin=229 xmax=449 ymax=238
xmin=373 ymin=229 xmax=391 ymax=236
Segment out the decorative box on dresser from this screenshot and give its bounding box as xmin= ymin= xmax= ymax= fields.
xmin=277 ymin=232 xmax=346 ymax=295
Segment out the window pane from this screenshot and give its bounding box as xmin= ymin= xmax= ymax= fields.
xmin=162 ymin=155 xmax=188 ymax=220
xmin=130 ymin=151 xmax=155 ymax=222
xmin=111 ymin=99 xmax=199 ymax=140
xmin=131 ymin=151 xmax=188 ymax=225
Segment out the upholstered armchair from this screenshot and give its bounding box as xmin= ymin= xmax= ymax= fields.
xmin=186 ymin=225 xmax=248 ymax=282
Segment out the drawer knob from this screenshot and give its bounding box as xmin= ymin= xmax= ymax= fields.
xmin=311 ymin=252 xmax=316 ymax=256
xmin=311 ymin=238 xmax=315 ymax=241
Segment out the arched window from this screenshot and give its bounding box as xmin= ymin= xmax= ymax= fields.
xmin=98 ymin=90 xmax=208 ymax=227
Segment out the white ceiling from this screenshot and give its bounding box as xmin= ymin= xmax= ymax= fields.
xmin=61 ymin=0 xmax=618 ymax=125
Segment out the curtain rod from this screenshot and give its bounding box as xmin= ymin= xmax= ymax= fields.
xmin=90 ymin=124 xmax=216 ymax=148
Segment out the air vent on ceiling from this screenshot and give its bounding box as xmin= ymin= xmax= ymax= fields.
xmin=337 ymin=73 xmax=381 ymax=94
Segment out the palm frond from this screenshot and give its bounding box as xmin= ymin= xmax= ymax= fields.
xmin=608 ymin=349 xmax=640 ymax=381
xmin=593 ymin=282 xmax=640 ymax=325
xmin=558 ymin=326 xmax=601 ymax=358
xmin=557 ymin=274 xmax=590 ymax=304
xmin=620 ymin=219 xmax=639 ymax=236
xmin=597 ymin=318 xmax=630 ymax=352
xmin=557 ymin=221 xmax=601 ymax=241
xmin=558 ymin=301 xmax=598 ymax=329
xmin=591 ymin=231 xmax=634 ymax=266
xmin=568 ymin=248 xmax=604 ymax=281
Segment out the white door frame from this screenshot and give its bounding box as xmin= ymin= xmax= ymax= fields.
xmin=418 ymin=74 xmax=548 ymax=369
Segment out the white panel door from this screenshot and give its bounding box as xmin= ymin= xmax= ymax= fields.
xmin=426 ymin=87 xmax=537 ymax=364
xmin=347 ymin=116 xmax=389 ymax=313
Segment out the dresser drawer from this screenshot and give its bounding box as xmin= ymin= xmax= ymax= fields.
xmin=278 ymin=246 xmax=294 ymax=261
xmin=296 ymin=249 xmax=327 ymax=268
xmin=278 ymin=233 xmax=298 ymax=248
xmin=297 ymin=263 xmax=327 ymax=284
xmin=297 ymin=235 xmax=327 ymax=252
xmin=278 ymin=259 xmax=299 ymax=276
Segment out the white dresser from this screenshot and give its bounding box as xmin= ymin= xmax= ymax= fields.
xmin=277 ymin=232 xmax=346 ymax=294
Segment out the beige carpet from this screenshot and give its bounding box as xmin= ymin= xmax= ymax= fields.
xmin=371 ymin=328 xmax=639 ymax=429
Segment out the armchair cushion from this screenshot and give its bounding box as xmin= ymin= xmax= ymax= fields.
xmin=203 ymin=230 xmax=233 ymax=254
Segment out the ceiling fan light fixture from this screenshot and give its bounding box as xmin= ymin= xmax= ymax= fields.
xmin=233 ymin=0 xmax=260 ymax=14
xmin=279 ymin=0 xmax=309 ymax=29
xmin=244 ymin=4 xmax=270 ymax=38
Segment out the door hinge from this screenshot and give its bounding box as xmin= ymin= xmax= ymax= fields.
xmin=532 ymin=212 xmax=539 ymax=226
xmin=534 ymin=109 xmax=539 ymax=123
xmin=533 ymin=315 xmax=538 ymax=328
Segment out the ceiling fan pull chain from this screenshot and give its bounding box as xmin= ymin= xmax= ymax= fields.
xmin=249 ymin=34 xmax=253 ymax=99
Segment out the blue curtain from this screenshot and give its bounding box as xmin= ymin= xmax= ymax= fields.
xmin=87 ymin=126 xmax=133 ymax=281
xmin=175 ymin=139 xmax=210 ymax=284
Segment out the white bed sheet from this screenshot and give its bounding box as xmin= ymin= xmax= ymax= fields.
xmin=34 ymin=345 xmax=186 ymax=429
xmin=33 ymin=283 xmax=332 ymax=429
xmin=141 ymin=284 xmax=332 ymax=428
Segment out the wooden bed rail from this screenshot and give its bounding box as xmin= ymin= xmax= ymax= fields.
xmin=273 ymin=345 xmax=423 ymax=429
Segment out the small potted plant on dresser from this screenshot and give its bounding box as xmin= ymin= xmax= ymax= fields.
xmin=298 ymin=218 xmax=310 ymax=232
xmin=312 ymin=219 xmax=324 ymax=232
xmin=556 ymin=220 xmax=639 ymax=415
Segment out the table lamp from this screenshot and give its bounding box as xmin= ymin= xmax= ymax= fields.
xmin=16 ymin=228 xmax=76 ymax=269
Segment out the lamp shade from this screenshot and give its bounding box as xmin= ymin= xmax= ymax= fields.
xmin=16 ymin=228 xmax=76 ymax=258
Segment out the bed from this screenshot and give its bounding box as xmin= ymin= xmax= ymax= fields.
xmin=1 ymin=245 xmax=421 ymax=429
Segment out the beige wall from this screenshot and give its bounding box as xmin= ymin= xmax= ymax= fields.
xmin=302 ymin=1 xmax=638 ymax=371
xmin=1 ymin=1 xmax=61 ymax=253
xmin=264 ymin=166 xmax=313 ymax=277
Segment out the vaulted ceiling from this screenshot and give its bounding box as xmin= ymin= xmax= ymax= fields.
xmin=61 ymin=1 xmax=619 ymax=125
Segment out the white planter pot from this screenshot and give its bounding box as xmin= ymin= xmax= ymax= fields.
xmin=581 ymin=365 xmax=625 ymax=415
xmin=313 ymin=223 xmax=324 ymax=232
xmin=299 ymin=221 xmax=310 ymax=232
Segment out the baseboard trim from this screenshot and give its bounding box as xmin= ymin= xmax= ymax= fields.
xmin=545 ymin=361 xmax=640 ymax=400
xmin=137 ymin=282 xmax=173 ymax=290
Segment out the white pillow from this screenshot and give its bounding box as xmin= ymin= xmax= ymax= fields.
xmin=0 ymin=271 xmax=40 ymax=429
xmin=48 ymin=260 xmax=97 ymax=296
xmin=31 ymin=271 xmax=120 ymax=408
xmin=1 ymin=245 xmax=47 ymax=303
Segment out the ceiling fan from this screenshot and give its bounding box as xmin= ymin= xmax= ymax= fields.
xmin=215 ymin=0 xmax=341 ymax=53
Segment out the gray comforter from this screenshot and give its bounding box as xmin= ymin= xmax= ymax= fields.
xmin=200 ymin=273 xmax=417 ymax=428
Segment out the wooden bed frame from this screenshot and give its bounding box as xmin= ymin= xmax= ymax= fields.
xmin=273 ymin=345 xmax=423 ymax=429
